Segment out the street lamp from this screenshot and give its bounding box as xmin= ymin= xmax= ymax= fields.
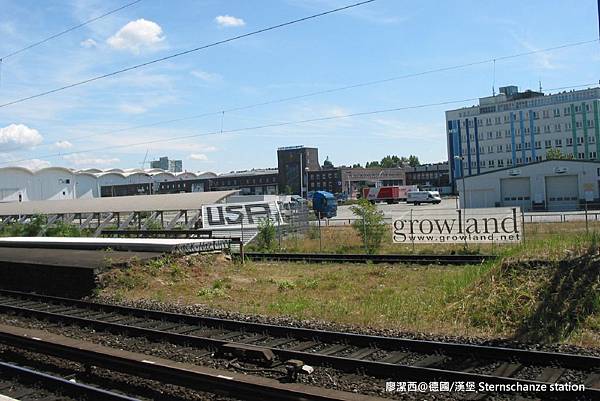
xmin=376 ymin=169 xmax=385 ymax=188
xmin=453 ymin=155 xmax=466 ymax=209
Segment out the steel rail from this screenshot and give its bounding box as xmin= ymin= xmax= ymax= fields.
xmin=0 ymin=325 xmax=383 ymax=401
xmin=0 ymin=289 xmax=596 ymax=368
xmin=240 ymin=252 xmax=492 ymax=265
xmin=0 ymin=360 xmax=139 ymax=400
xmin=0 ymin=290 xmax=598 ymax=399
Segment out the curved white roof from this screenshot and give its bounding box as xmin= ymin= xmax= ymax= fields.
xmin=0 ymin=191 xmax=238 ymax=215
xmin=36 ymin=166 xmax=74 ymax=174
xmin=0 ymin=166 xmax=34 ymax=175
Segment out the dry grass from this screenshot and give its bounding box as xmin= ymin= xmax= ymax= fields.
xmin=98 ymin=224 xmax=600 ymax=347
xmin=278 ymin=221 xmax=600 ymax=256
xmin=99 ymin=254 xmax=493 ymax=336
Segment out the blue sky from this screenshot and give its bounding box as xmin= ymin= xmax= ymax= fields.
xmin=0 ymin=0 xmax=598 ymax=173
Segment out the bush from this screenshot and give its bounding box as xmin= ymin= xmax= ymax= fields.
xmin=256 ymin=218 xmax=277 ymax=251
xmin=350 ymin=199 xmax=386 ymax=254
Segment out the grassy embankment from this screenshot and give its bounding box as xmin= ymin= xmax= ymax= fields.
xmin=98 ymin=221 xmax=600 ymax=347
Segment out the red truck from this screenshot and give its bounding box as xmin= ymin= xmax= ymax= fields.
xmin=362 ymin=185 xmax=418 ymax=204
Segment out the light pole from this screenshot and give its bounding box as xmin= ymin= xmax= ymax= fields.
xmin=304 ymin=166 xmax=309 ymax=199
xmin=299 ymin=155 xmax=303 ymax=198
xmin=453 ymin=155 xmax=466 ymax=209
xmin=376 ymin=169 xmax=385 ymax=188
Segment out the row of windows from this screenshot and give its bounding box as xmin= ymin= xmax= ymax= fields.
xmin=460 ymin=151 xmax=599 ymax=170
xmin=460 ymin=120 xmax=597 ymax=141
xmin=214 ymin=176 xmax=278 ymax=186
xmin=463 ymin=136 xmax=598 ymax=155
xmin=457 ymin=90 xmax=598 ymax=117
xmin=461 ymin=104 xmax=595 ymax=125
xmin=309 ymin=172 xmax=339 ymax=180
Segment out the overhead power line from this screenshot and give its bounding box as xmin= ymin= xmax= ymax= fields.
xmin=16 ymin=37 xmax=598 ymax=152
xmin=0 ymin=0 xmax=377 ymax=109
xmin=0 ymin=97 xmax=479 ymax=166
xmin=0 ymin=0 xmax=143 ymax=60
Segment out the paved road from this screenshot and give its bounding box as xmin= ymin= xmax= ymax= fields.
xmin=327 ymin=199 xmax=600 ymax=225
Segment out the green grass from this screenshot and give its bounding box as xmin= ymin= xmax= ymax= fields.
xmin=97 ymin=227 xmax=600 ymax=347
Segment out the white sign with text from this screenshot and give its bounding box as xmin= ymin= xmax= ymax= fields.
xmin=202 ymin=201 xmax=282 ymax=230
xmin=392 ymin=207 xmax=522 ymax=244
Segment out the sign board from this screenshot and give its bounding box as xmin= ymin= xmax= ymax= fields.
xmin=202 ymin=201 xmax=282 ymax=230
xmin=392 ymin=207 xmax=522 ymax=244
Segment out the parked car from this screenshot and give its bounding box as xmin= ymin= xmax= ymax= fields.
xmin=406 ymin=190 xmax=442 ymax=205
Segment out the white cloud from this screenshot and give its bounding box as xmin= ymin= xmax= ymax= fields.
xmin=191 ymin=69 xmax=223 ymax=83
xmin=53 ymin=140 xmax=73 ymax=149
xmin=107 ymin=19 xmax=165 ymax=54
xmin=215 ymin=15 xmax=245 ymax=27
xmin=80 ymin=38 xmax=97 ymax=48
xmin=511 ymin=33 xmax=559 ymax=70
xmin=63 ymin=153 xmax=120 ymax=166
xmin=17 ymin=159 xmax=51 ymax=171
xmin=0 ymin=124 xmax=43 ymax=151
xmin=119 ymin=103 xmax=148 ymax=114
xmin=189 ymin=153 xmax=208 ymax=161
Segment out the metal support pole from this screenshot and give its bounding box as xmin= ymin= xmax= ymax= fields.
xmin=362 ymin=215 xmax=367 ymax=254
xmin=318 ymin=212 xmax=322 ymax=252
xmin=585 ymin=201 xmax=589 ymax=234
xmin=410 ymin=208 xmax=415 ymax=254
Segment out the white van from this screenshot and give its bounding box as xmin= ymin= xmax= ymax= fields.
xmin=406 ymin=191 xmax=442 ymax=205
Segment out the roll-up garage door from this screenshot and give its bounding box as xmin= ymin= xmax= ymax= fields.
xmin=501 ymin=177 xmax=531 ymax=211
xmin=546 ymin=175 xmax=578 ymax=211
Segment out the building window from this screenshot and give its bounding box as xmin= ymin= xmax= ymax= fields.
xmin=506 ymin=143 xmax=512 ymax=152
xmin=555 ymin=124 xmax=561 ymax=132
xmin=577 ymin=137 xmax=584 ymax=145
xmin=525 ymin=142 xmax=531 ymax=149
xmin=497 ymin=159 xmax=504 ymax=167
xmin=488 ymin=160 xmax=495 ymax=167
xmin=545 ymin=140 xmax=551 ymax=148
xmin=564 ymin=107 xmax=571 ymax=115
xmin=566 ymin=138 xmax=573 ymax=146
xmin=589 ymin=136 xmax=596 ymax=144
xmin=590 ymin=152 xmax=597 ymax=159
xmin=555 ymin=139 xmax=563 ymax=147
xmin=536 ymin=155 xmax=543 ymax=162
xmin=526 ymin=156 xmax=532 ymax=163
xmin=497 ymin=145 xmax=503 ymax=152
xmin=535 ymin=141 xmax=541 ymax=149
xmin=578 ymin=152 xmax=585 ymax=159
xmin=553 ymin=108 xmax=560 ymax=117
xmin=516 ymin=143 xmax=522 ymax=151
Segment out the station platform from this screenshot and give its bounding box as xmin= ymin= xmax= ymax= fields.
xmin=0 ymin=237 xmax=231 ymax=254
xmin=0 ymin=247 xmax=161 ymax=298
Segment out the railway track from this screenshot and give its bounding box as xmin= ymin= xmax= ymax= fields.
xmin=0 ymin=359 xmax=138 ymax=401
xmin=0 ymin=324 xmax=375 ymax=401
xmin=0 ymin=289 xmax=598 ymax=399
xmin=241 ymin=252 xmax=492 ymax=265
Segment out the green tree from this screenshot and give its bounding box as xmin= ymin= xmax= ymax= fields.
xmin=546 ymin=148 xmax=573 ymax=160
xmin=352 ymin=163 xmax=362 ymax=168
xmin=365 ymin=161 xmax=380 ymax=168
xmin=350 ymin=199 xmax=386 ymax=254
xmin=408 ymin=155 xmax=420 ymax=167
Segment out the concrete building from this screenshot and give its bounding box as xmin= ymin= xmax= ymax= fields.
xmin=0 ymin=167 xmax=216 ymax=202
xmin=276 ymin=146 xmax=320 ymax=196
xmin=405 ymin=162 xmax=451 ymax=194
xmin=206 ymin=169 xmax=278 ymax=195
xmin=150 ymin=156 xmax=183 ymax=173
xmin=446 ymin=85 xmax=600 ymax=190
xmin=307 ymin=167 xmax=407 ymax=198
xmin=458 ymin=160 xmax=600 ymax=211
